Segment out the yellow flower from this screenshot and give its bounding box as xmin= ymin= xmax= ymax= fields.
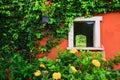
xmin=70 ymin=66 xmax=77 ymax=73
xmin=102 ymin=58 xmax=106 ymax=61
xmin=30 ymin=50 xmax=32 ymax=52
xmin=70 ymin=49 xmax=78 ymax=54
xmin=92 ymin=60 xmax=101 ymax=67
xmin=52 ymin=72 xmax=61 ymax=80
xmin=34 ymin=70 xmax=41 ymax=76
xmin=40 ymin=64 xmax=45 ymax=68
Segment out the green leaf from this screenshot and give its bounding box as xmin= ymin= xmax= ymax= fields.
xmin=36 ymin=33 xmax=41 ymax=39
xmin=13 ymin=33 xmax=19 ymax=40
xmin=33 ymin=1 xmax=40 ymax=10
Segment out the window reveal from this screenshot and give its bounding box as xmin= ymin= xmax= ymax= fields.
xmin=74 ymin=21 xmax=94 ymax=47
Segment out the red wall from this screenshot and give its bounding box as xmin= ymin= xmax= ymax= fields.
xmin=37 ymin=12 xmax=120 ymax=69
xmin=100 ymin=12 xmax=120 ymax=69
xmin=100 ymin=12 xmax=120 ymax=60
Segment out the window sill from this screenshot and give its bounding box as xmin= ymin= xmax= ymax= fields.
xmin=67 ymin=47 xmax=104 ymax=50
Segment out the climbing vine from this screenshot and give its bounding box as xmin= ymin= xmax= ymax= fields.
xmin=0 ymin=0 xmax=120 ymax=79
xmin=0 ymin=0 xmax=120 ymax=55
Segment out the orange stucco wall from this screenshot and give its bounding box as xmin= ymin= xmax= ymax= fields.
xmin=100 ymin=12 xmax=120 ymax=60
xmin=99 ymin=12 xmax=120 ymax=69
xmin=100 ymin=12 xmax=120 ymax=69
xmin=37 ymin=12 xmax=120 ymax=69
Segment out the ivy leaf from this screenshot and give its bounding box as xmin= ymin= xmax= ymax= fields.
xmin=13 ymin=33 xmax=19 ymax=40
xmin=33 ymin=1 xmax=40 ymax=10
xmin=0 ymin=1 xmax=3 ymax=3
xmin=36 ymin=33 xmax=41 ymax=39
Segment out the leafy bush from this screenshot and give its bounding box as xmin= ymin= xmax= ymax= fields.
xmin=0 ymin=53 xmax=35 ymax=79
xmin=0 ymin=0 xmax=120 ymax=80
xmin=0 ymin=49 xmax=120 ymax=79
xmin=32 ymin=50 xmax=120 ymax=80
xmin=1 ymin=0 xmax=120 ymax=56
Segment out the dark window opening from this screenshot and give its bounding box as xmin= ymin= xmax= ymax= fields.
xmin=74 ymin=21 xmax=94 ymax=47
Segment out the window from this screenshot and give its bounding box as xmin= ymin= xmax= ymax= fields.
xmin=67 ymin=16 xmax=104 ymax=50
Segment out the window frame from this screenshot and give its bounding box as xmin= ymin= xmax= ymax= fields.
xmin=67 ymin=16 xmax=104 ymax=50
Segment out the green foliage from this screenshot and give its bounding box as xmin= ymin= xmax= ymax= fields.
xmin=40 ymin=0 xmax=57 ymax=17
xmin=0 ymin=49 xmax=120 ymax=79
xmin=1 ymin=0 xmax=120 ymax=56
xmin=32 ymin=50 xmax=120 ymax=80
xmin=0 ymin=0 xmax=120 ymax=79
xmin=76 ymin=35 xmax=86 ymax=47
xmin=0 ymin=53 xmax=35 ymax=79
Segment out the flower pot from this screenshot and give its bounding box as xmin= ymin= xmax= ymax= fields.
xmin=42 ymin=16 xmax=49 ymax=23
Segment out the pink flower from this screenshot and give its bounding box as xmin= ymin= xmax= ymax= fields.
xmin=47 ymin=1 xmax=51 ymax=6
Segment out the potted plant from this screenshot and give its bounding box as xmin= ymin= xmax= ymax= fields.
xmin=40 ymin=0 xmax=56 ymax=23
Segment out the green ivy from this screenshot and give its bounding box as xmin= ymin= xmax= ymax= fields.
xmin=0 ymin=0 xmax=120 ymax=79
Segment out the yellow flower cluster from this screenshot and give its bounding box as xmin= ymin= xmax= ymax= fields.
xmin=70 ymin=49 xmax=78 ymax=54
xmin=52 ymin=72 xmax=61 ymax=80
xmin=70 ymin=66 xmax=77 ymax=73
xmin=92 ymin=60 xmax=101 ymax=67
xmin=34 ymin=70 xmax=41 ymax=76
xmin=40 ymin=64 xmax=45 ymax=68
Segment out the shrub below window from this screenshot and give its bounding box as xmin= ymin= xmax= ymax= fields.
xmin=32 ymin=50 xmax=120 ymax=80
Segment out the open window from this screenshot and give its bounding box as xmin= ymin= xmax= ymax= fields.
xmin=67 ymin=16 xmax=104 ymax=50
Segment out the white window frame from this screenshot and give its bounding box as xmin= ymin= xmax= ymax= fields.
xmin=67 ymin=16 xmax=104 ymax=50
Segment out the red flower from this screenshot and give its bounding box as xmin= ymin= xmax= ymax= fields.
xmin=6 ymin=69 xmax=9 ymax=75
xmin=11 ymin=68 xmax=14 ymax=71
xmin=29 ymin=78 xmax=32 ymax=80
xmin=79 ymin=64 xmax=82 ymax=69
xmin=10 ymin=46 xmax=14 ymax=50
xmin=47 ymin=1 xmax=51 ymax=6
xmin=6 ymin=69 xmax=10 ymax=80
